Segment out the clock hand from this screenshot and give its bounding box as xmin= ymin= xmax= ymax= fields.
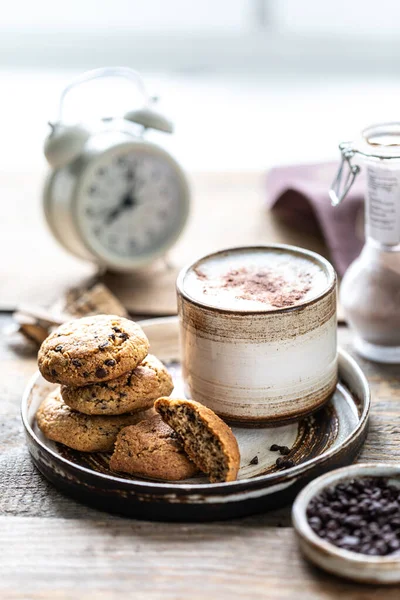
xmin=126 ymin=167 xmax=138 ymax=196
xmin=105 ymin=193 xmax=138 ymax=225
xmin=126 ymin=167 xmax=145 ymax=198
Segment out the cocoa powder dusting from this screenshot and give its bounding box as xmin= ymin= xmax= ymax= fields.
xmin=195 ymin=266 xmax=313 ymax=308
xmin=193 ymin=266 xmax=207 ymax=281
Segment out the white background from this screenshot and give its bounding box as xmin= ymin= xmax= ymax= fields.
xmin=3 ymin=0 xmax=400 ymax=172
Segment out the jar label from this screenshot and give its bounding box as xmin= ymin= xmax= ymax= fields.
xmin=366 ymin=165 xmax=400 ymax=245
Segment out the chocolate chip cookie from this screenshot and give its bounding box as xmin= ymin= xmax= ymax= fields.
xmin=61 ymin=354 xmax=173 ymax=415
xmin=110 ymin=414 xmax=198 ymax=480
xmin=38 ymin=314 xmax=149 ymax=386
xmin=36 ymin=388 xmax=153 ymax=452
xmin=155 ymin=397 xmax=240 ymax=483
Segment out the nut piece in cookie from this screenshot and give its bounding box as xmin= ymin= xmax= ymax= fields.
xmin=155 ymin=397 xmax=240 ymax=483
xmin=38 ymin=314 xmax=149 ymax=386
xmin=110 ymin=415 xmax=198 ymax=481
xmin=36 ymin=389 xmax=153 ymax=452
xmin=61 ymin=354 xmax=173 ymax=415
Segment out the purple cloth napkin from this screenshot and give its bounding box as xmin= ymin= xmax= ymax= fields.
xmin=266 ymin=163 xmax=365 ymax=277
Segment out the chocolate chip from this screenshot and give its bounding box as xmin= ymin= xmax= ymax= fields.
xmin=51 ymin=368 xmax=57 ymax=377
xmin=98 ymin=341 xmax=109 ymax=350
xmin=340 ymin=535 xmax=360 ymax=547
xmin=54 ymin=345 xmax=63 ymax=352
xmin=249 ymin=455 xmax=259 ymax=465
xmin=104 ymin=359 xmax=116 ymax=367
xmin=112 ymin=327 xmax=121 ymax=333
xmin=389 ymin=539 xmax=400 ymax=551
xmin=309 ymin=516 xmax=322 ymax=531
xmin=71 ymin=359 xmax=82 ymax=367
xmin=118 ymin=332 xmax=129 ymax=340
xmin=95 ymin=367 xmax=108 ymax=379
xmin=306 ymin=476 xmax=400 ymax=556
xmin=270 ymin=443 xmax=290 ymax=455
xmin=276 ymin=457 xmax=294 ymax=469
xmin=109 ymin=334 xmax=116 ymax=341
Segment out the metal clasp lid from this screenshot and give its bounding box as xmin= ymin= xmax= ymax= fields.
xmin=329 ymin=142 xmax=361 ymax=206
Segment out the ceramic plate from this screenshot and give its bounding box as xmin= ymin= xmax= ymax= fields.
xmin=22 ymin=316 xmax=370 ymax=521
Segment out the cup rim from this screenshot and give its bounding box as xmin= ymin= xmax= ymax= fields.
xmin=176 ymin=244 xmax=337 ymax=314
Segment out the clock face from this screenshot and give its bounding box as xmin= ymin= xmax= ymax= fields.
xmin=75 ymin=144 xmax=189 ymax=269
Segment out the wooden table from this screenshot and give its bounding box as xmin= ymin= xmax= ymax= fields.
xmin=1 ymin=315 xmax=400 ymax=599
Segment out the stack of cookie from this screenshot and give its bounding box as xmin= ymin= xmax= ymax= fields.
xmin=36 ymin=314 xmax=174 ymax=453
xmin=36 ymin=313 xmax=241 ymax=483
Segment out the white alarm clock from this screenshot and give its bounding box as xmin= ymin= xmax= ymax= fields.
xmin=43 ymin=67 xmax=190 ymax=272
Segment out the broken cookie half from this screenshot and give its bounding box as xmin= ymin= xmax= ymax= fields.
xmin=155 ymin=397 xmax=240 ymax=483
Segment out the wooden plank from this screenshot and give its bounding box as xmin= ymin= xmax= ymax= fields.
xmin=1 ymin=315 xmax=400 ymax=598
xmin=1 ymin=516 xmax=400 ymax=600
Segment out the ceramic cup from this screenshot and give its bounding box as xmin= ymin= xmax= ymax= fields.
xmin=176 ymin=245 xmax=338 ymax=424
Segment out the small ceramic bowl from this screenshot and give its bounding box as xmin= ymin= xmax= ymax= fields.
xmin=292 ymin=463 xmax=400 ymax=584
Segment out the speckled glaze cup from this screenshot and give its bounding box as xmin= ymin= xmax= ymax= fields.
xmin=176 ymin=245 xmax=338 ymax=425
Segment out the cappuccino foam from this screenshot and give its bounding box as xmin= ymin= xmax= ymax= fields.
xmin=182 ymin=248 xmax=331 ymax=311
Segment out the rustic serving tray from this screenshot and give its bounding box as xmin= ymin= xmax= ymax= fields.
xmin=22 ymin=317 xmax=370 ymax=521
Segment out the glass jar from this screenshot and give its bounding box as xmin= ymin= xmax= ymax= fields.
xmin=331 ymin=122 xmax=400 ymax=363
